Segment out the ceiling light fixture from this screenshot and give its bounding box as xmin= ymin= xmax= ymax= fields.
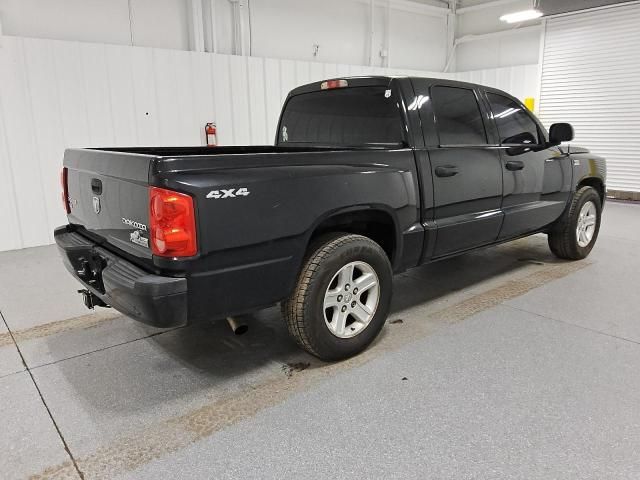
xmin=499 ymin=9 xmax=543 ymax=23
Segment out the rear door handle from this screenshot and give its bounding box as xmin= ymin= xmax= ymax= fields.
xmin=91 ymin=178 xmax=103 ymax=195
xmin=505 ymin=160 xmax=524 ymax=171
xmin=435 ymin=165 xmax=459 ymax=177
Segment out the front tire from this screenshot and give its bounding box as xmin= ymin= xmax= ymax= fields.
xmin=282 ymin=233 xmax=393 ymax=361
xmin=548 ymin=186 xmax=602 ymax=260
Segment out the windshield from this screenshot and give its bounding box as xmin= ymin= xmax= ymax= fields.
xmin=278 ymin=86 xmax=405 ymax=148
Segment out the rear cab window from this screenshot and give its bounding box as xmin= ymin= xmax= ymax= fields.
xmin=278 ymin=86 xmax=405 ymax=148
xmin=431 ymin=86 xmax=488 ymax=146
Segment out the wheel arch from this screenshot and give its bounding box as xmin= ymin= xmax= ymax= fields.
xmin=577 ymin=176 xmax=605 ymax=204
xmin=306 ymin=206 xmax=400 ymax=267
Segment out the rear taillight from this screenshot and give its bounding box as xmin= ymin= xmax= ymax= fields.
xmin=149 ymin=186 xmax=197 ymax=257
xmin=61 ymin=167 xmax=70 ymax=214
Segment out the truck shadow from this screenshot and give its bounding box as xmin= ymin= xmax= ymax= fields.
xmin=390 ymin=234 xmax=557 ymax=313
xmin=46 ymin=235 xmax=557 ymax=413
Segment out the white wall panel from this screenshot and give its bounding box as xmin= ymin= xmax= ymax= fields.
xmin=0 ymin=36 xmax=531 ymax=252
xmin=264 ymin=57 xmax=283 ymax=145
xmin=25 ymin=38 xmax=69 ymax=242
xmin=170 ymin=50 xmax=199 ymax=145
xmin=0 ymin=90 xmax=22 ymax=252
xmin=0 ymin=37 xmax=51 ymax=248
xmin=189 ymin=51 xmax=216 ymax=145
xmin=388 ymin=7 xmax=447 ymax=71
xmin=154 ymin=49 xmax=183 ymax=145
xmin=0 ymin=0 xmax=131 ymax=45
xmin=456 ymin=64 xmax=540 ymax=108
xmin=538 ymin=4 xmax=640 ymax=192
xmin=0 ymin=0 xmax=450 ymax=70
xmin=211 ymin=54 xmax=234 ymax=145
xmin=279 ymin=59 xmax=298 ymax=106
xmin=455 ymin=0 xmax=542 ymax=72
xmin=247 ymin=57 xmax=269 ymax=144
xmin=309 ymin=61 xmax=325 ymax=83
xmin=455 ymin=29 xmax=542 ymax=72
xmin=81 ymin=44 xmax=118 ymax=146
xmin=249 ymin=0 xmax=368 ymax=66
xmin=105 ymin=45 xmax=139 ymax=145
xmin=229 ymin=55 xmax=252 ymax=146
xmin=131 ymin=46 xmax=160 ymax=146
xmin=129 ymin=0 xmax=190 ymax=51
xmin=295 ymin=61 xmax=311 ymax=87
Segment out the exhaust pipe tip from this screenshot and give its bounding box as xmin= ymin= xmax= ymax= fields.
xmin=226 ymin=316 xmax=248 ymax=335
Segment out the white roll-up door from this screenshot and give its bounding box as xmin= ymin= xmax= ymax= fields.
xmin=539 ymin=2 xmax=640 ymax=192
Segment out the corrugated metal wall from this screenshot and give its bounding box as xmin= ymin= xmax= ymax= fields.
xmin=539 ymin=3 xmax=640 ymax=193
xmin=0 ymin=36 xmax=537 ymax=252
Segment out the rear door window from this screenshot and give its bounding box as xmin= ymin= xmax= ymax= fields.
xmin=431 ymin=86 xmax=488 ymax=145
xmin=487 ymin=93 xmax=541 ymax=145
xmin=278 ymin=86 xmax=404 ymax=147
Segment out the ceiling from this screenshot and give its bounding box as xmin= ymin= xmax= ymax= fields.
xmin=538 ymin=0 xmax=632 ymax=15
xmin=404 ymin=0 xmax=632 ymax=15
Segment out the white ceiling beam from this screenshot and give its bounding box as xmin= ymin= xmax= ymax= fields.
xmin=457 ymin=0 xmax=524 ymax=14
xmin=189 ymin=0 xmax=205 ymax=52
xmin=455 ymin=23 xmax=542 ymax=43
xmin=353 ymin=0 xmax=451 ymax=17
xmin=208 ymin=0 xmax=218 ymax=53
xmin=368 ymin=0 xmax=375 ymax=66
xmin=388 ymin=0 xmax=450 ymax=15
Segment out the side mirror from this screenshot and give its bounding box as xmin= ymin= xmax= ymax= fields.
xmin=549 ymin=123 xmax=574 ymax=145
xmin=503 ymin=131 xmax=537 ymax=156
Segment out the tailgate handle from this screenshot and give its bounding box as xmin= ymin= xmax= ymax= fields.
xmin=91 ymin=178 xmax=102 ymax=195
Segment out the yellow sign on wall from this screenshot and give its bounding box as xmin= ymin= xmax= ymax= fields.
xmin=524 ymin=97 xmax=535 ymax=112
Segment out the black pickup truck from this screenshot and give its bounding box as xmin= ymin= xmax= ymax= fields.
xmin=55 ymin=76 xmax=606 ymax=360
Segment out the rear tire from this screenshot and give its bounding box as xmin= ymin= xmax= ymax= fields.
xmin=282 ymin=233 xmax=392 ymax=361
xmin=548 ymin=186 xmax=601 ymax=260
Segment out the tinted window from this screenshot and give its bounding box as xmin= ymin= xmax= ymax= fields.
xmin=432 ymin=86 xmax=487 ymax=145
xmin=278 ymin=86 xmax=404 ymax=147
xmin=487 ymin=93 xmax=540 ymax=145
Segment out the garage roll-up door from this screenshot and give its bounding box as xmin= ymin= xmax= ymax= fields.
xmin=539 ymin=2 xmax=640 ymax=193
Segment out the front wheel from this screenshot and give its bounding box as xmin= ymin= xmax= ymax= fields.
xmin=282 ymin=233 xmax=393 ymax=361
xmin=548 ymin=186 xmax=602 ymax=260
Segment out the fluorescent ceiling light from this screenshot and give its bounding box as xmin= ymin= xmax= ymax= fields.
xmin=499 ymin=9 xmax=543 ymax=23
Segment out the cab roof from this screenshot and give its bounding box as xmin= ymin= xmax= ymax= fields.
xmin=288 ymin=75 xmax=514 ymax=102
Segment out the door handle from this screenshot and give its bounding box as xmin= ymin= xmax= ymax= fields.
xmin=91 ymin=178 xmax=103 ymax=195
xmin=505 ymin=160 xmax=524 ymax=171
xmin=435 ymin=165 xmax=459 ymax=177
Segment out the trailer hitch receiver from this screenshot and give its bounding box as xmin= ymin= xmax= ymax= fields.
xmin=78 ymin=289 xmax=109 ymax=310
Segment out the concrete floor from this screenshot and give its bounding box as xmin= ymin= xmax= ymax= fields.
xmin=1 ymin=201 xmax=639 ymax=479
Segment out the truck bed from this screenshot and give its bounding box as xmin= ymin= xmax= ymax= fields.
xmin=92 ymin=144 xmax=398 ymax=157
xmin=61 ymin=143 xmax=420 ymax=322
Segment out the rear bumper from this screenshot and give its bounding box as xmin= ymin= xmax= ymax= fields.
xmin=54 ymin=226 xmax=188 ymax=328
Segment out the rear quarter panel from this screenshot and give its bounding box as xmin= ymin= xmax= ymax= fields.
xmin=153 ymin=149 xmax=420 ymax=265
xmin=151 ymin=149 xmax=421 ymax=318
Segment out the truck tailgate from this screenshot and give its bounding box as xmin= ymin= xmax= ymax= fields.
xmin=64 ymin=148 xmax=153 ymax=262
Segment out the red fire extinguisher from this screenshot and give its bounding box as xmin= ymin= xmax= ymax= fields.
xmin=205 ymin=122 xmax=217 ymax=146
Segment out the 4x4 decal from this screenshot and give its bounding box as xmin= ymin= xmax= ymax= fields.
xmin=206 ymin=187 xmax=250 ymax=199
